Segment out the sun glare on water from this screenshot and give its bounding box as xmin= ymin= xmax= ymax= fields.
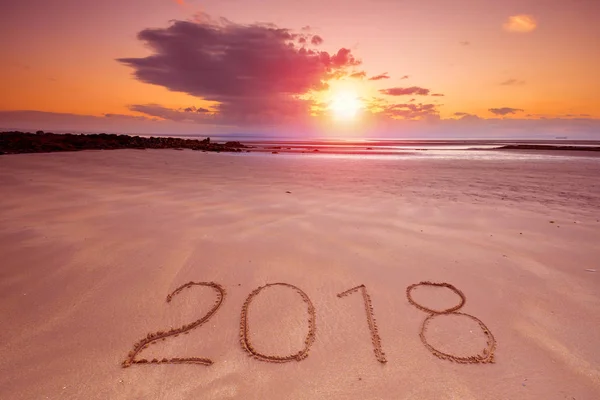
xmin=329 ymin=90 xmax=362 ymax=121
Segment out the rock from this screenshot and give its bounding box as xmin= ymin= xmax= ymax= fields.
xmin=0 ymin=131 xmax=247 ymax=154
xmin=224 ymin=141 xmax=245 ymax=148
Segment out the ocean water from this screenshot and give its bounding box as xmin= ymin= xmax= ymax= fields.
xmin=235 ymin=149 xmax=600 ymax=162
xmin=135 ymin=133 xmax=600 ymax=161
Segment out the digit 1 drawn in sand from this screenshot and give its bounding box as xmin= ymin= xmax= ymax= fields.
xmin=239 ymin=283 xmax=316 ymax=363
xmin=406 ymin=281 xmax=496 ymax=364
xmin=121 ymin=281 xmax=226 ymax=368
xmin=337 ymin=285 xmax=387 ymax=363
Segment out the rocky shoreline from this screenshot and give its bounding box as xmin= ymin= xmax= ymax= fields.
xmin=0 ymin=131 xmax=248 ymax=155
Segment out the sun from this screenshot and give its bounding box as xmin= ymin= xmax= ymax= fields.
xmin=328 ymin=89 xmax=362 ymax=120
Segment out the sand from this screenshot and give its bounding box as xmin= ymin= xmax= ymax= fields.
xmin=0 ymin=149 xmax=599 ymax=400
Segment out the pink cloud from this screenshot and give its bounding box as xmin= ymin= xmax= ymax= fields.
xmin=311 ymin=35 xmax=323 ymax=45
xmin=380 ymin=86 xmax=430 ymax=96
xmin=368 ymin=72 xmax=390 ymax=81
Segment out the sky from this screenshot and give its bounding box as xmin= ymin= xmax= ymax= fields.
xmin=1 ymin=0 xmax=599 ymax=138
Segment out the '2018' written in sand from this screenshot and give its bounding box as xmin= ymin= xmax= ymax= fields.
xmin=122 ymin=281 xmax=496 ymax=368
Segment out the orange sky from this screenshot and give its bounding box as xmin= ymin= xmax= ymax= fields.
xmin=1 ymin=0 xmax=599 ymax=137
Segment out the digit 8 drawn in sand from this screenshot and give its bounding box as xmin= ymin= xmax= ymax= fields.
xmin=239 ymin=283 xmax=316 ymax=363
xmin=406 ymin=281 xmax=496 ymax=364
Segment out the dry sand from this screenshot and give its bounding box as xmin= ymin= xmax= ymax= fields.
xmin=1 ymin=149 xmax=599 ymax=400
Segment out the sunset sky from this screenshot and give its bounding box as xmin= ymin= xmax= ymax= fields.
xmin=1 ymin=0 xmax=599 ymax=138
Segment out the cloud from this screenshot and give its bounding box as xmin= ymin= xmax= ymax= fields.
xmin=182 ymin=106 xmax=210 ymax=113
xmin=3 ymin=110 xmax=599 ymax=139
xmin=0 ymin=110 xmax=164 ymax=134
xmin=503 ymin=15 xmax=537 ymax=33
xmin=500 ymin=78 xmax=526 ymax=86
xmin=9 ymin=62 xmax=31 ymax=71
xmin=129 ymin=104 xmax=214 ymax=122
xmin=489 ymin=107 xmax=524 ymax=116
xmin=118 ymin=18 xmax=360 ymax=125
xmin=380 ymin=86 xmax=430 ymax=96
xmin=459 ymin=41 xmax=470 ymax=46
xmin=368 ymin=72 xmax=390 ymax=81
xmin=311 ymin=35 xmax=323 ymax=45
xmin=383 ymin=103 xmax=438 ymax=119
xmin=350 ymin=71 xmax=367 ymax=79
xmin=400 ymin=75 xmax=409 ymax=80
xmin=431 ymin=93 xmax=444 ymax=97
xmin=453 ymin=112 xmax=480 ymax=121
xmin=364 ymin=99 xmax=439 ymax=120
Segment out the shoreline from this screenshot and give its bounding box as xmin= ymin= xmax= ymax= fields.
xmin=2 ymin=131 xmax=600 ymax=156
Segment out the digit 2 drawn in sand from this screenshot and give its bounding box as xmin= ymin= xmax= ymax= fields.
xmin=337 ymin=285 xmax=387 ymax=363
xmin=122 ymin=281 xmax=225 ymax=368
xmin=240 ymin=283 xmax=316 ymax=363
xmin=406 ymin=281 xmax=496 ymax=364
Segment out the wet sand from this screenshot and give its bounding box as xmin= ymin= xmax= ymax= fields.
xmin=0 ymin=149 xmax=599 ymax=399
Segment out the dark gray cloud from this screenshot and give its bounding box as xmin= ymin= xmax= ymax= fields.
xmin=500 ymin=79 xmax=526 ymax=86
xmin=129 ymin=104 xmax=214 ymax=122
xmin=489 ymin=107 xmax=524 ymax=116
xmin=380 ymin=86 xmax=430 ymax=96
xmin=118 ymin=18 xmax=359 ymax=125
xmin=453 ymin=112 xmax=480 ymax=121
xmin=183 ymin=106 xmax=210 ymax=113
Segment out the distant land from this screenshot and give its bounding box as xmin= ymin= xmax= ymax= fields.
xmin=0 ymin=131 xmax=248 ymax=155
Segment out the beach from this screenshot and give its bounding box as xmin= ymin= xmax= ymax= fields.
xmin=1 ymin=149 xmax=599 ymax=399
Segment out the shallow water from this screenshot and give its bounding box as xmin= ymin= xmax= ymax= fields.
xmin=234 ymin=148 xmax=600 ymax=162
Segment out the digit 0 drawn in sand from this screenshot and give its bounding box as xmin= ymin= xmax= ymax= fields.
xmin=239 ymin=283 xmax=316 ymax=363
xmin=122 ymin=281 xmax=226 ymax=368
xmin=406 ymin=281 xmax=496 ymax=364
xmin=337 ymin=285 xmax=387 ymax=363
